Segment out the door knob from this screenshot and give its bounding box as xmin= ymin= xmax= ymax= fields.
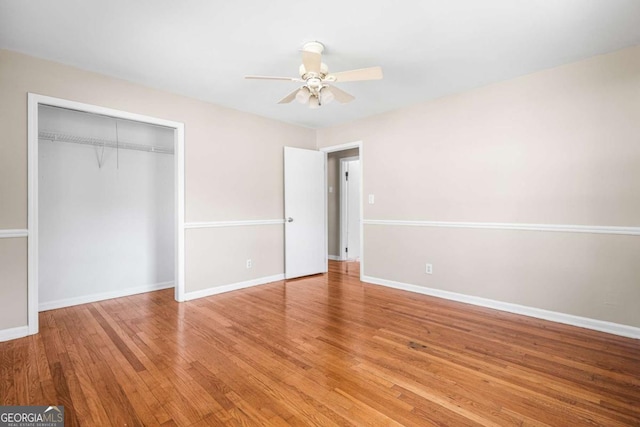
xmin=286 ymin=217 xmax=294 ymax=223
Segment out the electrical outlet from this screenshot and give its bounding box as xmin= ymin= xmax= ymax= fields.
xmin=246 ymin=259 xmax=252 ymax=269
xmin=426 ymin=263 xmax=433 ymax=274
xmin=368 ymin=194 xmax=375 ymax=204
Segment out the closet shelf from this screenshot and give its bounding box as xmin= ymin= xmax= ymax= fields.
xmin=39 ymin=130 xmax=174 ymax=155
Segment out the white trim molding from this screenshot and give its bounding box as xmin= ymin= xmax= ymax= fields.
xmin=340 ymin=156 xmax=360 ymax=262
xmin=363 ymin=219 xmax=640 ymax=236
xmin=183 ymin=274 xmax=285 ymax=301
xmin=328 ymin=255 xmax=343 ymax=261
xmin=363 ymin=276 xmax=640 ymax=339
xmin=319 ymin=141 xmax=361 ymax=154
xmin=39 ymin=282 xmax=174 ymax=312
xmin=0 ymin=229 xmax=28 ymax=239
xmin=0 ymin=326 xmax=29 ymax=343
xmin=185 ymin=219 xmax=285 ymax=229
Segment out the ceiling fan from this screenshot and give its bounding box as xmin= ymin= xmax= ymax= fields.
xmin=245 ymin=41 xmax=383 ymax=108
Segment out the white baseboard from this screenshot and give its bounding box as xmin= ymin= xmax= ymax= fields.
xmin=0 ymin=326 xmax=29 ymax=342
xmin=183 ymin=274 xmax=285 ymax=301
xmin=38 ymin=281 xmax=174 ymax=312
xmin=328 ymin=255 xmax=343 ymax=261
xmin=362 ymin=276 xmax=640 ymax=340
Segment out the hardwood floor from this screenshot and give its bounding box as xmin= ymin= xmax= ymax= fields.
xmin=1 ymin=261 xmax=639 ymax=426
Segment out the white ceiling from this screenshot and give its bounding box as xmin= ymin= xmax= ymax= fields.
xmin=1 ymin=0 xmax=640 ymax=129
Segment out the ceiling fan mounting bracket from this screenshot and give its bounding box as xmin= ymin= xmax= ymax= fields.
xmin=301 ymin=41 xmax=325 ymax=54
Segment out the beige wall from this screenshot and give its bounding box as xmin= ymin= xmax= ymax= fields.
xmin=365 ymin=226 xmax=640 ymax=326
xmin=318 ymin=45 xmax=640 ymax=328
xmin=327 ymin=148 xmax=359 ymax=257
xmin=186 ymin=226 xmax=284 ymax=291
xmin=0 ymin=238 xmax=27 ymax=329
xmin=0 ymin=49 xmax=315 ymax=330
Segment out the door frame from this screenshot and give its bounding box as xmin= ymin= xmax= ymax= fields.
xmin=27 ymin=93 xmax=186 ymax=335
xmin=339 ymin=156 xmax=360 ymax=261
xmin=319 ymin=141 xmax=363 ymax=279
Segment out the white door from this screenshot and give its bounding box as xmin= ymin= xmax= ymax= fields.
xmin=284 ymin=147 xmax=326 ymax=279
xmin=346 ymin=160 xmax=361 ymax=260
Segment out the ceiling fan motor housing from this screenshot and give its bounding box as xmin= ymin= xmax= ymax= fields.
xmin=299 ymin=63 xmax=328 ymax=79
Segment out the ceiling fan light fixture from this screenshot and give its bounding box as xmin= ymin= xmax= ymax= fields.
xmin=296 ymin=87 xmax=311 ymax=104
xmin=321 ymin=87 xmax=335 ymax=105
xmin=308 ymin=95 xmax=320 ymax=109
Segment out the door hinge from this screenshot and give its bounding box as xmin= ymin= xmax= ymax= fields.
xmin=345 ymin=247 xmax=348 ymax=253
xmin=345 ymin=171 xmax=349 ymax=181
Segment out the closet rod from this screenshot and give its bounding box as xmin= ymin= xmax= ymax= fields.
xmin=39 ymin=130 xmax=174 ymax=155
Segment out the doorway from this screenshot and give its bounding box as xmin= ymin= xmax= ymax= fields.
xmin=320 ymin=142 xmax=363 ymax=278
xmin=27 ymin=94 xmax=185 ymax=335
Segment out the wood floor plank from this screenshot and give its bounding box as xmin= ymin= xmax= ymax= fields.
xmin=1 ymin=260 xmax=639 ymax=426
xmin=373 ymin=328 xmax=640 ymax=423
xmin=0 ymin=341 xmax=16 ymax=406
xmin=23 ymin=337 xmax=46 ymax=405
xmin=12 ymin=336 xmax=30 ymax=404
xmin=88 ymin=306 xmax=146 ymax=373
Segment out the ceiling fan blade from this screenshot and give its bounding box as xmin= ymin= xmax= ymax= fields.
xmin=245 ymin=75 xmax=301 ymax=82
xmin=326 ymin=66 xmax=383 ymax=83
xmin=324 ymin=85 xmax=355 ymax=104
xmin=302 ymin=50 xmax=321 ymax=75
xmin=277 ymin=88 xmax=301 ymax=104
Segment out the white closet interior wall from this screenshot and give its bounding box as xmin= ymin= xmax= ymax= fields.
xmin=38 ymin=105 xmax=175 ymax=310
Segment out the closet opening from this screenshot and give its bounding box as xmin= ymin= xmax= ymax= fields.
xmin=27 ymin=94 xmax=185 ymax=335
